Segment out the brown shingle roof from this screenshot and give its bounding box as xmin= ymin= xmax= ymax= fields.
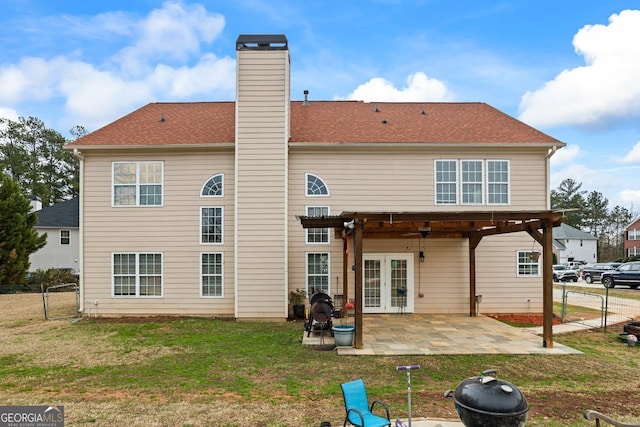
xmin=67 ymin=101 xmax=562 ymax=148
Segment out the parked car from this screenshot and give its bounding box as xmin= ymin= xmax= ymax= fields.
xmin=582 ymin=262 xmax=622 ymax=284
xmin=552 ymin=264 xmax=579 ymax=282
xmin=601 ymin=262 xmax=640 ymax=289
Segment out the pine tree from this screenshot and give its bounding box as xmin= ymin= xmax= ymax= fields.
xmin=0 ymin=173 xmax=47 ymax=287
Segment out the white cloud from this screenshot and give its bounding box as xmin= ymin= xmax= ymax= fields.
xmin=346 ymin=72 xmax=453 ymax=102
xmin=549 ymin=144 xmax=580 ymax=168
xmin=114 ymin=1 xmax=225 ymax=74
xmin=0 ymin=1 xmax=232 ymax=130
xmin=518 ymin=9 xmax=640 ymax=128
xmin=0 ymin=107 xmax=19 ymax=121
xmin=620 ymin=140 xmax=640 ymax=164
xmin=620 ymin=189 xmax=640 ymax=208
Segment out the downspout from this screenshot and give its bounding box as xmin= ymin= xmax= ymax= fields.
xmin=545 ymin=146 xmax=557 ymax=210
xmin=73 ymin=149 xmax=84 ymax=315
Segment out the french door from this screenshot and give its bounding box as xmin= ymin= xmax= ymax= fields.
xmin=362 ymin=254 xmax=413 ymax=313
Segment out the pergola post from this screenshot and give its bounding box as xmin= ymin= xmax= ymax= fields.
xmin=354 ymin=219 xmax=364 ymax=349
xmin=468 ymin=236 xmax=482 ymax=316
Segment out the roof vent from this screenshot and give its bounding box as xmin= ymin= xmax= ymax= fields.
xmin=160 ymin=113 xmax=166 ymax=122
xmin=303 ymin=90 xmax=310 ymax=106
xmin=374 ymin=104 xmax=380 ymax=112
xmin=421 ymin=104 xmax=426 ymax=115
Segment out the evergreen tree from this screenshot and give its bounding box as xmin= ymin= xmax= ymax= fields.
xmin=0 ymin=173 xmax=47 ymax=287
xmin=0 ymin=116 xmax=79 ymax=206
xmin=550 ymin=178 xmax=586 ymax=227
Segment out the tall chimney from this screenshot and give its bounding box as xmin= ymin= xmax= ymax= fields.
xmin=234 ymin=34 xmax=290 ymax=319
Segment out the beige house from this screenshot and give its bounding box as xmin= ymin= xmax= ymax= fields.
xmin=67 ymin=34 xmax=565 ymax=326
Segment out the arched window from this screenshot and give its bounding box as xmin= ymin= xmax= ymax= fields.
xmin=306 ymin=173 xmax=329 ymax=196
xmin=201 ymin=174 xmax=224 ymax=197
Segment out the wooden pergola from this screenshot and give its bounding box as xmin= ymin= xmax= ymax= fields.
xmin=298 ymin=210 xmax=565 ymax=349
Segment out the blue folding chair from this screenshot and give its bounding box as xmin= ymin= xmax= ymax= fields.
xmin=340 ymin=379 xmax=391 ymax=427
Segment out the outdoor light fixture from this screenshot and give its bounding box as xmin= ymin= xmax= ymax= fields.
xmin=419 ymin=251 xmax=425 ymax=262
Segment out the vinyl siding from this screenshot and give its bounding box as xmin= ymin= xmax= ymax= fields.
xmin=235 ymin=48 xmax=290 ymax=319
xmin=81 ymin=151 xmax=235 ymax=316
xmin=30 ymin=228 xmax=80 ymax=273
xmin=287 ymin=146 xmax=549 ymax=314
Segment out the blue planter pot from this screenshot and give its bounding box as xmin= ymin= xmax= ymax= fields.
xmin=333 ymin=325 xmax=355 ymax=347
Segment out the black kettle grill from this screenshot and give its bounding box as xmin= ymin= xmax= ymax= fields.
xmin=305 ymin=291 xmax=334 ymax=337
xmin=445 ymin=369 xmax=529 ymax=427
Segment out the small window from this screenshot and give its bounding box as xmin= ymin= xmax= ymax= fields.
xmin=113 ymin=253 xmax=162 ymax=297
xmin=306 ymin=173 xmax=329 ymax=196
xmin=201 ymin=207 xmax=223 ymax=244
xmin=60 ymin=230 xmax=70 ymax=245
xmin=307 ymin=252 xmax=329 ymax=295
xmin=306 ymin=206 xmax=329 ymax=244
xmin=435 ymin=160 xmax=457 ymax=204
xmin=113 ymin=161 xmax=163 ymax=206
xmin=517 ymin=250 xmax=540 ymax=277
xmin=201 ymin=253 xmax=223 ymax=297
xmin=201 ymin=174 xmax=224 ymax=197
xmin=629 ymin=230 xmax=640 ymax=240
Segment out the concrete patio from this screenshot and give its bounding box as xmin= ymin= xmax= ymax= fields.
xmin=302 ymin=313 xmax=583 ymax=355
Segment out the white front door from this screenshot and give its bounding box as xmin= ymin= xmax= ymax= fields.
xmin=363 ymin=254 xmax=413 ymax=313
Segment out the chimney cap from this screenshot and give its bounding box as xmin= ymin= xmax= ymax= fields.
xmin=236 ymin=34 xmax=288 ymax=50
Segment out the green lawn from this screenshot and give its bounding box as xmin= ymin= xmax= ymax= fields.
xmin=1 ymin=316 xmax=639 ymax=426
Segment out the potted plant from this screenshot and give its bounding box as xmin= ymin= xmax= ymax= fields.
xmin=290 ymin=288 xmax=306 ymax=320
xmin=333 ymin=300 xmax=355 ymax=347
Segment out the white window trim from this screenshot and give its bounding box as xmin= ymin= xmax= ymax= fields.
xmin=306 ymin=252 xmax=330 ymax=296
xmin=629 ymin=229 xmax=640 ymax=240
xmin=111 ymin=252 xmax=163 ymax=298
xmin=112 ymin=161 xmax=164 ymax=207
xmin=487 ymin=159 xmax=510 ymax=206
xmin=305 ymin=173 xmax=330 ymax=197
xmin=200 ymin=173 xmax=224 ymax=198
xmin=434 ymin=159 xmax=511 ymax=206
xmin=461 ymin=159 xmax=484 ymax=205
xmin=200 ymin=206 xmax=224 ymax=245
xmin=434 ymin=159 xmax=458 ymax=205
xmin=305 ymin=205 xmax=330 ymax=245
xmin=516 ymin=250 xmax=540 ymax=277
xmin=200 ymin=252 xmax=224 ymax=298
xmin=60 ymin=229 xmax=70 ymax=245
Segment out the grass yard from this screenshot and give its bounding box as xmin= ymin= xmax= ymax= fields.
xmin=1 ymin=293 xmax=639 ymax=426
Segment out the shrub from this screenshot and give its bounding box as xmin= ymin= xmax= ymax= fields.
xmin=28 ymin=268 xmax=79 ymax=291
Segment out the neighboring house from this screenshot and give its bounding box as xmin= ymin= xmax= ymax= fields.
xmin=624 ymin=215 xmax=640 ymax=258
xmin=66 ymin=34 xmax=565 ymax=320
xmin=30 ymin=197 xmax=80 ymax=274
xmin=552 ymin=223 xmax=597 ymax=265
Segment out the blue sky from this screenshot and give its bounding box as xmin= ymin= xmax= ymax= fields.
xmin=1 ymin=0 xmax=640 ymax=211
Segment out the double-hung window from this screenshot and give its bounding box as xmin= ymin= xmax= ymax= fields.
xmin=435 ymin=159 xmax=510 ymax=206
xmin=487 ymin=160 xmax=509 ymax=205
xmin=435 ymin=160 xmax=457 ymax=204
xmin=461 ymin=160 xmax=483 ymax=204
xmin=307 ymin=252 xmax=329 ymax=295
xmin=306 ymin=206 xmax=329 ymax=244
xmin=201 ymin=253 xmax=223 ymax=297
xmin=201 ymin=207 xmax=223 ymax=244
xmin=113 ymin=161 xmax=163 ymax=206
xmin=517 ymin=251 xmax=540 ymax=277
xmin=113 ymin=253 xmax=162 ymax=296
xmin=60 ymin=230 xmax=70 ymax=245
xmin=629 ymin=230 xmax=640 ymax=240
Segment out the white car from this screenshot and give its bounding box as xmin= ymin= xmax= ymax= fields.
xmin=552 ymin=264 xmax=579 ymax=282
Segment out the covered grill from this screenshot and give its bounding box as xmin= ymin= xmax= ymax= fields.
xmin=305 ymin=291 xmax=334 ymax=337
xmin=445 ymin=369 xmax=529 ymax=427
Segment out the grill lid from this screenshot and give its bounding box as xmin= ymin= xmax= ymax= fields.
xmin=452 ymin=370 xmax=529 ymax=416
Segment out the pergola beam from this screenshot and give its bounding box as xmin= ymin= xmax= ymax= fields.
xmin=298 ymin=210 xmax=564 ymax=349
